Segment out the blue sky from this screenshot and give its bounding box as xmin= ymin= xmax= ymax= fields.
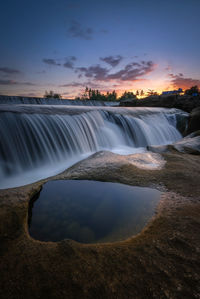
xmin=0 ymin=0 xmax=200 ymax=98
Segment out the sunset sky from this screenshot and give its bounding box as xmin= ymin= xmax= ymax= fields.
xmin=0 ymin=0 xmax=200 ymax=98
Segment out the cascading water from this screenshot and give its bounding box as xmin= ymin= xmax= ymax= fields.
xmin=0 ymin=95 xmax=119 ymax=106
xmin=0 ymin=107 xmax=184 ymax=189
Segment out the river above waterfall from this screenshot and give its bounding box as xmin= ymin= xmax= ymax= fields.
xmin=0 ymin=105 xmax=187 ymax=189
xmin=28 ymin=180 xmax=161 ymax=243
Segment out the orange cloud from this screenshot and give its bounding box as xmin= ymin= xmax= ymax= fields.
xmin=169 ymin=73 xmax=200 ymax=89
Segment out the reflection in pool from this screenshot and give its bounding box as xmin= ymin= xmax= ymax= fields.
xmin=28 ymin=180 xmax=160 ymax=243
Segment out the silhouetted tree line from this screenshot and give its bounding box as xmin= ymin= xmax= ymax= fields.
xmin=75 ymin=87 xmax=146 ymax=101
xmin=44 ymin=85 xmax=199 ymax=101
xmin=146 ymin=89 xmax=158 ymax=96
xmin=44 ymin=90 xmax=62 ymax=99
xmin=184 ymin=85 xmax=199 ymax=96
xmin=75 ymin=87 xmax=118 ymax=101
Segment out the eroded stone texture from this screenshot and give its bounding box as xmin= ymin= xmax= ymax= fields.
xmin=0 ymin=151 xmax=200 ymax=299
xmin=148 ymin=132 xmax=200 ymax=155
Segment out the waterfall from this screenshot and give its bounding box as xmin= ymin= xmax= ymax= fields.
xmin=0 ymin=108 xmax=183 ymax=189
xmin=0 ymin=95 xmax=119 ymax=106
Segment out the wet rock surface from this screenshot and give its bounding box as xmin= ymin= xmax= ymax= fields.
xmin=0 ymin=151 xmax=200 ymax=298
xmin=148 ymin=131 xmax=200 ymax=155
xmin=186 ymin=107 xmax=200 ymax=135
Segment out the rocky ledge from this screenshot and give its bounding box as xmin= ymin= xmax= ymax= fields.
xmin=0 ymin=141 xmax=200 ymax=298
xmin=148 ymin=131 xmax=200 ymax=155
xmin=120 ymin=94 xmax=200 ymax=113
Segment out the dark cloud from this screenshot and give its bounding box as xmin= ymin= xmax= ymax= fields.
xmin=76 ymin=60 xmax=156 ymax=82
xmin=76 ymin=65 xmax=108 ymax=80
xmin=0 ymin=67 xmax=21 ymax=74
xmin=59 ymin=82 xmax=85 ymax=87
xmin=63 ymin=56 xmax=77 ymax=69
xmin=107 ymin=61 xmax=156 ymax=81
xmin=63 ymin=62 xmax=74 ymax=68
xmin=37 ymin=70 xmax=46 ymax=74
xmin=100 ymin=55 xmax=123 ymax=67
xmin=84 ymin=81 xmax=105 ymax=89
xmin=59 ymin=81 xmax=105 ymax=89
xmin=0 ymin=79 xmax=18 ymax=85
xmin=165 ymin=66 xmax=172 ymax=71
xmin=100 ymin=29 xmax=108 ymax=34
xmin=43 ymin=59 xmax=61 ymax=66
xmin=169 ymin=73 xmax=200 ymax=89
xmin=0 ymin=79 xmax=36 ymax=86
xmin=43 ymin=57 xmax=77 ymax=69
xmin=67 ymin=21 xmax=93 ymax=40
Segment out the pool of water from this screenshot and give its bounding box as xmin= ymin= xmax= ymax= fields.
xmin=28 ymin=180 xmax=161 ymax=243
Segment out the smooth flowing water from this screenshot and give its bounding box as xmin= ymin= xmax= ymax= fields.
xmin=0 ymin=95 xmax=119 ymax=106
xmin=0 ymin=106 xmax=186 ymax=189
xmin=28 ymin=180 xmax=161 ymax=243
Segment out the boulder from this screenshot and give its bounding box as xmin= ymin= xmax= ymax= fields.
xmin=186 ymin=107 xmax=200 ymax=135
xmin=172 ymin=135 xmax=200 ymax=155
xmin=148 ymin=132 xmax=200 ymax=155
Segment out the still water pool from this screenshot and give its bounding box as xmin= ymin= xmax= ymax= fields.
xmin=29 ymin=180 xmax=160 ymax=243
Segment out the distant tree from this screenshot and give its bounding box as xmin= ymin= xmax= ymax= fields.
xmin=53 ymin=93 xmax=62 ymax=99
xmin=140 ymin=90 xmax=144 ymax=97
xmin=112 ymin=90 xmax=117 ymax=100
xmin=147 ymin=89 xmax=158 ymax=96
xmin=106 ymin=90 xmax=117 ymax=101
xmin=136 ymin=90 xmax=139 ymax=96
xmin=120 ymin=91 xmax=136 ymax=100
xmin=44 ymin=90 xmax=62 ymax=99
xmin=185 ymin=85 xmax=199 ymax=96
xmin=88 ymin=88 xmax=92 ymax=99
xmin=80 ymin=87 xmax=118 ymax=101
xmin=81 ymin=87 xmax=89 ymax=100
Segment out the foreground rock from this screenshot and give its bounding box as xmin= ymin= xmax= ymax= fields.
xmin=0 ymin=151 xmax=200 ymax=298
xmin=148 ymin=131 xmax=200 ymax=155
xmin=186 ymin=107 xmax=200 ymax=135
